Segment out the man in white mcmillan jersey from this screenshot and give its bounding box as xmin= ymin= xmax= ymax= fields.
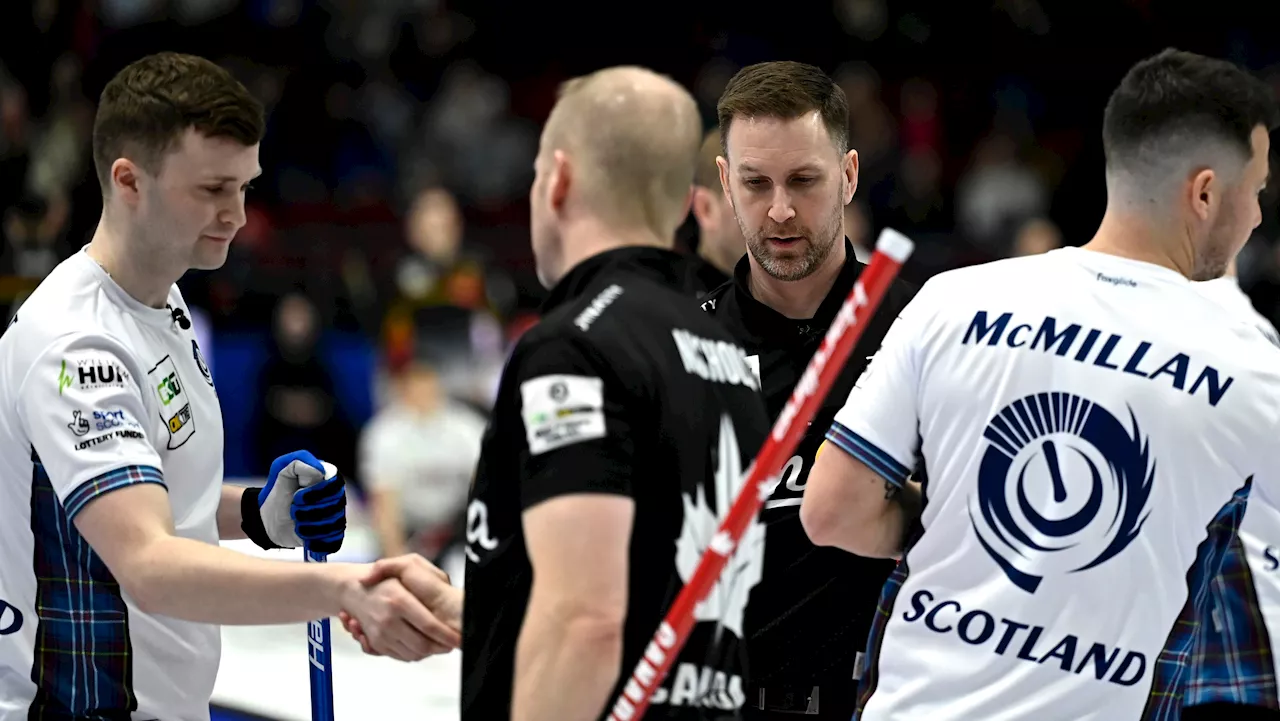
xmin=800 ymin=48 xmax=1280 ymax=721
xmin=1182 ymin=259 xmax=1280 ymax=721
xmin=0 ymin=53 xmax=461 ymax=721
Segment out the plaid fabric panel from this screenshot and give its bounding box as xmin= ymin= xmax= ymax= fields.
xmin=1141 ymin=480 xmax=1252 ymax=721
xmin=855 ymin=556 xmax=911 ymax=717
xmin=27 ymin=453 xmax=165 ymax=720
xmin=1183 ymin=531 xmax=1279 ymax=709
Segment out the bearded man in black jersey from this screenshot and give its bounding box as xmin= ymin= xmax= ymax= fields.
xmin=699 ymin=61 xmax=917 ymax=720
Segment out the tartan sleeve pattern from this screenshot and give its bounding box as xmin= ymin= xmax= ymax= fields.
xmin=27 ymin=460 xmax=165 ymax=717
xmin=63 ymin=465 xmax=166 ymax=520
xmin=1183 ymin=529 xmax=1279 ymax=709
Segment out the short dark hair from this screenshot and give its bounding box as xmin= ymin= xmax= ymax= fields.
xmin=92 ymin=52 xmax=265 ymax=192
xmin=1102 ymin=48 xmax=1279 ymax=176
xmin=717 ymin=61 xmax=848 ymax=157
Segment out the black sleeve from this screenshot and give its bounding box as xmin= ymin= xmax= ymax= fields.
xmin=512 ymin=336 xmax=642 ymax=510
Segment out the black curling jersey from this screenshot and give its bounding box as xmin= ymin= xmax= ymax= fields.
xmin=462 ymin=246 xmax=772 ymax=721
xmin=698 ymin=239 xmax=917 ymax=688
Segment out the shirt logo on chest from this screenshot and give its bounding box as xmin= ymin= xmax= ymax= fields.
xmin=147 ymin=355 xmax=196 ymax=450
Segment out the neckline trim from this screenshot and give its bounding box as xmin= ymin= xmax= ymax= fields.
xmin=76 ymin=248 xmax=174 ymax=328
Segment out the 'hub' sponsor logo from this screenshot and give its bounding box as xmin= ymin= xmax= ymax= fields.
xmin=70 ymin=358 xmax=130 ymax=391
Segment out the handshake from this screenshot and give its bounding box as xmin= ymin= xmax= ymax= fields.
xmin=250 ymin=451 xmax=464 ymax=661
xmin=335 ymin=553 xmax=464 ymax=661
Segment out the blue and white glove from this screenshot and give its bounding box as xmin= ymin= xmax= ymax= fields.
xmin=241 ymin=450 xmax=347 ymax=554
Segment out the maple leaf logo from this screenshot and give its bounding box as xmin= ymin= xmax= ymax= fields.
xmin=674 ymin=413 xmax=766 ymax=640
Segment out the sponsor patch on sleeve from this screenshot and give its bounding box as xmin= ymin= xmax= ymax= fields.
xmin=519 ymin=374 xmax=606 ymax=456
xmin=65 ymin=408 xmax=142 ymax=437
xmin=58 ymin=352 xmax=130 ymax=395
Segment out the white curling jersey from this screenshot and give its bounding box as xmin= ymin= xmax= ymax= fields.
xmin=0 ymin=249 xmax=224 ymax=721
xmin=825 ymin=247 xmax=1280 ymax=721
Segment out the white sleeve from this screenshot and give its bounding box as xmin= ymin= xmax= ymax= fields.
xmin=17 ymin=333 xmax=165 ymax=519
xmin=825 ymin=287 xmax=933 ymax=489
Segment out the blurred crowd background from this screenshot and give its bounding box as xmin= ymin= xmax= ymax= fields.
xmin=2 ymin=0 xmax=1279 ymax=571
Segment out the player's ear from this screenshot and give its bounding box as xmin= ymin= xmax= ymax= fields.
xmin=111 ymin=158 xmax=143 ymax=208
xmin=843 ymin=149 xmax=860 ymax=206
xmin=716 ymin=156 xmax=732 ymax=204
xmin=690 ymin=186 xmax=714 ymax=228
xmin=549 ymin=149 xmax=571 ymax=214
xmin=1189 ymin=168 xmax=1216 ymax=221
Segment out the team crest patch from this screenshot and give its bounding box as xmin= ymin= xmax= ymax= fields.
xmin=192 ymin=339 xmax=213 ymax=386
xmin=147 ymin=355 xmax=195 ymax=449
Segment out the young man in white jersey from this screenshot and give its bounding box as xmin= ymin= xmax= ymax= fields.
xmin=801 ymin=48 xmax=1279 ymax=721
xmin=0 ymin=52 xmax=461 ymax=721
xmin=1183 ymin=259 xmax=1280 ymax=720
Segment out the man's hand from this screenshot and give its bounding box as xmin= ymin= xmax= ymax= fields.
xmin=338 ymin=554 xmax=463 ymax=658
xmin=337 ymin=564 xmax=461 ymax=662
xmin=242 ymin=450 xmax=347 ymax=552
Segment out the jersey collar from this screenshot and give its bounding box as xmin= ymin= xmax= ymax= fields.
xmin=727 ymin=237 xmax=864 ymax=342
xmin=541 ymin=246 xmax=686 ymax=314
xmin=78 ymin=248 xmax=174 ymax=329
